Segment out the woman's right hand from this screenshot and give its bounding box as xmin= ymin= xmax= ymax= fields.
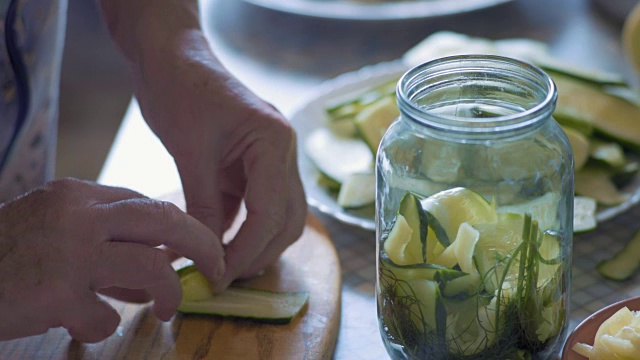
xmin=0 ymin=178 xmax=225 ymax=343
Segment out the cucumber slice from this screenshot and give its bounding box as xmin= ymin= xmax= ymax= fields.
xmin=383 ymin=213 xmax=418 ymax=265
xmin=380 ymin=251 xmax=465 ymax=282
xmin=562 ymin=125 xmax=590 ymax=170
xmin=304 ymin=127 xmax=373 ymax=184
xmin=337 ymin=172 xmax=375 ymax=209
xmin=432 ymin=222 xmax=480 ymax=272
xmin=597 ymin=230 xmax=640 ymax=281
xmin=574 ymin=196 xmax=597 ymax=233
xmin=602 ymin=86 xmax=640 ymax=107
xmin=177 ymin=267 xmax=309 ymax=323
xmin=575 ymin=167 xmax=630 ymax=206
xmin=179 ymin=288 xmax=310 ymax=324
xmin=398 ymin=193 xmax=429 ymax=263
xmin=589 ymin=139 xmax=627 ymax=168
xmin=540 ymin=60 xmax=627 ymax=87
xmin=398 ymin=279 xmax=446 ymax=339
xmin=553 ymin=73 xmax=640 ymax=149
xmin=325 ymin=79 xmax=396 ymax=121
xmin=422 ymin=187 xmax=497 ymax=242
xmin=354 ymin=96 xmax=399 ymax=155
xmin=383 ymin=193 xmax=429 ymax=265
xmin=497 ymin=192 xmax=560 ymax=231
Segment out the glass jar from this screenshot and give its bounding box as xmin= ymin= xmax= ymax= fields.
xmin=376 ymin=55 xmax=573 ymax=360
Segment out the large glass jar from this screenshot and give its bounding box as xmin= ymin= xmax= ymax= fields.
xmin=376 ymin=55 xmax=573 ymax=360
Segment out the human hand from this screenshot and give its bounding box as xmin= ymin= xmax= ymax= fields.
xmin=0 ymin=179 xmax=224 ymax=342
xmin=132 ymin=32 xmax=307 ymax=291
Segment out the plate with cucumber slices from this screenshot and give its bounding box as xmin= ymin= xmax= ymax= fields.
xmin=291 ymin=31 xmax=640 ymax=232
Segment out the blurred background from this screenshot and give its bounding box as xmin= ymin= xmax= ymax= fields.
xmin=56 ymin=0 xmax=637 ymax=181
xmin=56 ymin=0 xmax=131 ymax=180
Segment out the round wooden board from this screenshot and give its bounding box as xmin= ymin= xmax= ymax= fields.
xmin=0 ymin=193 xmax=342 ymax=360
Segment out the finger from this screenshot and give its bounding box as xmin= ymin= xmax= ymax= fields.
xmin=97 ymin=287 xmax=152 ymax=304
xmin=64 ymin=292 xmax=120 ymax=343
xmin=95 ymin=198 xmax=225 ymax=282
xmin=61 ymin=178 xmax=148 ymax=203
xmin=240 ymin=146 xmax=307 ymax=278
xmin=91 ymin=242 xmax=182 ymax=321
xmin=216 ymin=139 xmax=291 ymax=290
xmin=91 ymin=183 xmax=148 ymax=203
xmin=175 ymin=156 xmax=224 ymax=236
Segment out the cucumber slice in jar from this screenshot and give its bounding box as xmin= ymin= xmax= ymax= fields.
xmin=422 ymin=187 xmax=498 ymax=242
xmin=177 ymin=266 xmax=309 ymax=323
xmin=383 ymin=193 xmax=429 ymax=265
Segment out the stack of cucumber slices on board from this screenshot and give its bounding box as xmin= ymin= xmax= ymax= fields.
xmin=305 ymin=31 xmax=640 ymax=235
xmin=175 ymin=264 xmax=309 ymax=323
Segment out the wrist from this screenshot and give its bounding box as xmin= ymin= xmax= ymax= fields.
xmin=99 ymin=0 xmax=202 ymax=66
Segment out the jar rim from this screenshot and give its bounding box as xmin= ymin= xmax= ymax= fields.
xmin=396 ymin=55 xmax=558 ymax=134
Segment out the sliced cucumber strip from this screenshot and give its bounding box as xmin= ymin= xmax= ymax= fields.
xmin=553 ymin=73 xmax=640 ymax=150
xmin=398 ymin=193 xmax=429 ymax=263
xmin=575 ymin=167 xmax=630 ymax=206
xmin=304 ymin=127 xmax=373 ymax=184
xmin=179 ymin=289 xmax=310 ymax=324
xmin=177 ymin=266 xmax=309 ymax=323
xmin=597 ymin=230 xmax=640 ymax=281
xmin=337 ymin=172 xmax=375 ymax=209
xmin=540 ymin=59 xmax=627 ymax=87
xmin=383 ymin=213 xmax=417 ymax=265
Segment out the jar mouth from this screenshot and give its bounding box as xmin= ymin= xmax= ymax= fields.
xmin=397 ymin=55 xmax=557 ymax=134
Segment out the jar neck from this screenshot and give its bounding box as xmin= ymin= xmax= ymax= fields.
xmin=397 ymin=55 xmax=557 ymax=139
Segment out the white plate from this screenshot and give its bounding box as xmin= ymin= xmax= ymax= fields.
xmin=242 ymin=0 xmax=513 ymax=21
xmin=290 ymin=60 xmax=640 ymax=231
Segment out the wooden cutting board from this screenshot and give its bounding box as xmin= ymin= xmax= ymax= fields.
xmin=0 ymin=192 xmax=342 ymax=359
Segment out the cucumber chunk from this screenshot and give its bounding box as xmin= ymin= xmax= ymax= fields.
xmin=573 ymin=196 xmax=597 ymax=233
xmin=354 ymin=95 xmax=399 ymax=155
xmin=597 ymin=230 xmax=640 ymax=281
xmin=304 ymin=127 xmax=373 ymax=183
xmin=337 ymin=172 xmax=375 ymax=209
xmin=177 ymin=266 xmax=309 ymax=323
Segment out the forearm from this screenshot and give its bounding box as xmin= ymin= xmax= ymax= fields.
xmin=98 ymin=0 xmax=212 ymax=69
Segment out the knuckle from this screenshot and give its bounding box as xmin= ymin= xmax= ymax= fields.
xmin=263 ymin=208 xmax=287 ymax=239
xmin=151 ymin=200 xmax=182 ymax=226
xmin=145 ymin=248 xmax=170 ymax=273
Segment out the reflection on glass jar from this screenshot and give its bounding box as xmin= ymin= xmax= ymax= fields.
xmin=375 ymin=55 xmax=573 ymax=360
